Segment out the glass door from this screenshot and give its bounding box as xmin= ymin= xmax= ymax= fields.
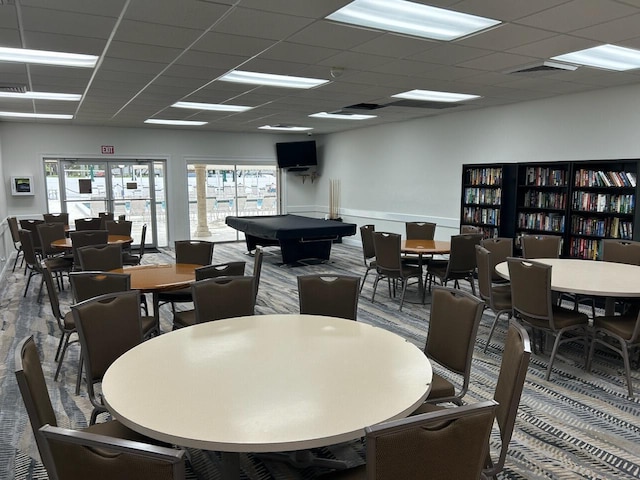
xmin=187 ymin=163 xmax=278 ymax=242
xmin=45 ymin=158 xmax=167 ymax=247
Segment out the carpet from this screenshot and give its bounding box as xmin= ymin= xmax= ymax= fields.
xmin=1 ymin=241 xmax=639 ymax=479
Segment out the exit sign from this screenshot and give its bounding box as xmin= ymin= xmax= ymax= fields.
xmin=101 ymin=145 xmax=115 ymax=154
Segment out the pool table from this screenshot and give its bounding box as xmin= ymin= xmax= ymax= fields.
xmin=226 ymin=214 xmax=357 ymax=264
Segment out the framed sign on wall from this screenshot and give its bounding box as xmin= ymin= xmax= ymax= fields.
xmin=11 ymin=176 xmax=34 ymax=196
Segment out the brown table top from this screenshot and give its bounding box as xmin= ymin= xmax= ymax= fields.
xmin=401 ymin=239 xmax=451 ymax=254
xmin=109 ymin=263 xmax=199 ymax=293
xmin=51 ymin=235 xmax=133 ymax=249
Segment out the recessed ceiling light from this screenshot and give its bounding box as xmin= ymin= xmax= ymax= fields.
xmin=0 ymin=111 xmax=73 ymax=119
xmin=327 ymin=0 xmax=501 ymax=41
xmin=172 ymin=101 xmax=253 ymax=112
xmin=220 ymin=71 xmax=329 ymax=89
xmin=392 ymin=89 xmax=481 ymax=102
xmin=258 ymin=125 xmax=313 ymax=131
xmin=0 ymin=47 xmax=98 ymax=68
xmin=551 ymin=44 xmax=640 ymax=71
xmin=0 ymin=91 xmax=81 ymax=101
xmin=144 ymin=119 xmax=208 ymax=126
xmin=310 ymin=112 xmax=377 ymax=120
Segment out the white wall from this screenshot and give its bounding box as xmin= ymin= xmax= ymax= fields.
xmin=0 ymin=123 xmax=297 ymax=242
xmin=313 ymin=82 xmax=640 ymax=240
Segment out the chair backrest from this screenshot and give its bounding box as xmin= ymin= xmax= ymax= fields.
xmin=475 ymin=245 xmax=493 ymax=303
xmin=195 ymin=261 xmax=246 ymax=280
xmin=70 ymin=272 xmax=131 ymax=303
xmin=425 ymin=287 xmax=484 ymax=393
xmin=521 ymin=234 xmax=561 ymax=259
xmin=253 ymin=246 xmax=263 ymax=300
xmin=373 ymin=232 xmax=402 ymax=275
xmin=507 ymin=257 xmax=554 ymax=327
xmin=486 ymin=321 xmax=531 ymax=478
xmin=38 ymin=223 xmax=67 ymax=257
xmin=19 ymin=229 xmax=41 ymax=269
xmin=69 ymin=230 xmax=109 ymax=266
xmin=406 ymin=221 xmax=436 ymax=240
xmin=298 ymin=275 xmax=360 ymax=320
xmin=360 ymin=224 xmax=376 ymax=262
xmin=74 ymin=217 xmax=103 ymax=231
xmin=118 ymin=214 xmax=127 ymax=222
xmin=175 ymin=240 xmax=213 ymax=265
xmin=601 ymin=239 xmax=640 ymax=265
xmin=77 ymin=243 xmax=123 ymax=271
xmin=14 ymin=336 xmax=58 ymax=474
xmin=20 ymin=219 xmax=45 ymax=249
xmin=481 ymin=237 xmax=513 ymax=281
xmin=43 ymin=213 xmax=69 ymax=225
xmin=447 ymin=233 xmax=483 ymax=273
xmin=105 ymin=220 xmax=132 ymax=236
xmin=39 ymin=425 xmax=186 ymax=480
xmin=8 ymin=216 xmax=21 ymax=243
xmin=365 ymin=400 xmax=497 ymax=480
xmin=192 ymin=276 xmax=255 ymax=324
xmin=71 ymin=291 xmax=143 ymax=403
xmin=42 ymin=259 xmax=66 ymax=326
xmin=138 ymin=223 xmax=147 ymax=259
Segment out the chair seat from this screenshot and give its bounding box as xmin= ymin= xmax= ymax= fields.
xmin=173 ymin=309 xmax=196 ymax=329
xmin=158 ymin=287 xmax=192 ymax=303
xmin=141 ymin=315 xmax=158 ymax=337
xmin=400 ymin=264 xmax=423 ymax=277
xmin=425 ymin=372 xmax=455 ymax=400
xmin=593 ymin=314 xmax=637 ymax=340
xmin=523 ymin=305 xmax=588 ymax=330
xmin=46 ymin=256 xmax=74 ymax=271
xmin=122 ymin=252 xmax=141 ymax=266
xmin=410 ymin=401 xmax=443 ymax=416
xmin=63 ymin=311 xmax=75 ymax=330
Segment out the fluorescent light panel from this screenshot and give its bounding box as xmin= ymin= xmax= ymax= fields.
xmin=0 ymin=91 xmax=81 ymax=101
xmin=327 ymin=0 xmax=501 ymax=41
xmin=0 ymin=46 xmax=97 ymax=68
xmin=392 ymin=89 xmax=481 ymax=103
xmin=551 ymin=44 xmax=640 ymax=71
xmin=172 ymin=101 xmax=253 ymax=112
xmin=220 ymin=71 xmax=329 ymax=89
xmin=310 ymin=112 xmax=376 ymax=120
xmin=258 ymin=125 xmax=313 ymax=131
xmin=145 ymin=119 xmax=207 ymax=126
xmin=0 ymin=111 xmax=73 ymax=119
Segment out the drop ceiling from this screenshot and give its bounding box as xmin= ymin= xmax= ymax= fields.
xmin=2 ymin=0 xmax=640 ymax=134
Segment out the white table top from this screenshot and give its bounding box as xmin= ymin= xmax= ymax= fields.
xmin=102 ymin=314 xmax=432 ymax=453
xmin=495 ymin=258 xmax=640 ymax=297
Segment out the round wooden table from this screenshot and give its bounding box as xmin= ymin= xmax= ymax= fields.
xmin=102 ymin=314 xmax=432 ymax=479
xmin=51 ymin=234 xmax=133 ymax=249
xmin=401 ymin=239 xmax=451 ymax=255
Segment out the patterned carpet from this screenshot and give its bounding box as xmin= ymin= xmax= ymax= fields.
xmin=1 ymin=241 xmax=639 ymax=480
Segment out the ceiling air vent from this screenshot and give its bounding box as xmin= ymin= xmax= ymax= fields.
xmin=507 ymin=61 xmax=577 ymax=76
xmin=343 ymin=103 xmax=385 ymax=110
xmin=0 ymin=83 xmax=27 ymax=93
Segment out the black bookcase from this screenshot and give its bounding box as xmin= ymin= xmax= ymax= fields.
xmin=460 ymin=164 xmax=516 ymax=239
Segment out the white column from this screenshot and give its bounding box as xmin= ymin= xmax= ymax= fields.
xmin=193 ymin=164 xmax=211 ymax=237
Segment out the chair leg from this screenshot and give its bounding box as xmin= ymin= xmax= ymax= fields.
xmin=360 ymin=270 xmax=369 ymax=294
xmin=54 ymin=333 xmax=65 ymax=362
xmin=371 ymin=275 xmax=380 ymax=303
xmin=483 ymin=311 xmax=510 ymax=353
xmin=620 ymin=342 xmax=634 ymax=398
xmin=76 ymin=355 xmax=84 ymax=395
xmin=54 ymin=333 xmax=71 ymax=381
xmin=399 ymin=279 xmax=409 ymax=311
xmin=545 ymin=332 xmax=562 ymax=381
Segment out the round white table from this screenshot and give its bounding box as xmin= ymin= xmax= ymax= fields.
xmin=102 ymin=314 xmax=432 ymax=478
xmin=495 ymin=258 xmax=640 ymax=315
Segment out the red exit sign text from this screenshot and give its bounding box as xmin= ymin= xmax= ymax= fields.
xmin=101 ymin=145 xmax=115 ymax=154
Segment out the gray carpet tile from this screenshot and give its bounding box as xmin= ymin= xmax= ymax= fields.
xmin=1 ymin=241 xmax=640 ymax=479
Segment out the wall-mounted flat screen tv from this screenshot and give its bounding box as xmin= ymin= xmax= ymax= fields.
xmin=275 ymin=140 xmax=317 ymax=171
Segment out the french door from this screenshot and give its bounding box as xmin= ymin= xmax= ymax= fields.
xmin=44 ymin=158 xmax=167 ymax=247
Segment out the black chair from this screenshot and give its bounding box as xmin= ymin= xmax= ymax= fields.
xmin=20 ymin=218 xmax=45 ymax=255
xmin=359 ymin=224 xmax=376 ymax=294
xmin=18 ymin=229 xmax=44 ymax=299
xmin=123 ymin=223 xmax=147 ymax=266
xmin=69 ymin=230 xmax=109 ymax=269
xmin=43 ymin=212 xmax=69 ymax=225
xmin=427 ymin=233 xmax=483 ymax=296
xmin=298 ymin=275 xmax=360 ymax=320
xmin=8 ymin=216 xmax=24 ymax=272
xmin=74 ymin=217 xmax=103 ymax=231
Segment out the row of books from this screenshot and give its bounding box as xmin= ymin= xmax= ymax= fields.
xmin=461 ymin=225 xmax=497 ymax=239
xmin=569 ymin=238 xmax=601 ymax=260
xmin=574 ymin=169 xmax=637 ymax=188
xmin=523 ymin=167 xmax=567 ymax=187
xmin=570 ymin=216 xmax=634 ymax=238
xmin=522 ymin=191 xmax=566 ymax=210
xmin=462 ymin=207 xmax=500 ymax=226
xmin=465 ymin=167 xmax=503 ymax=186
xmin=463 ymin=187 xmax=502 ymax=205
xmin=571 ymin=192 xmax=635 ymax=214
xmin=517 ymin=212 xmax=565 ymax=232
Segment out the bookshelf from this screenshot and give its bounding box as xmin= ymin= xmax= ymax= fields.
xmin=515 ymin=163 xmax=570 ymax=248
xmin=460 ymin=164 xmax=516 ymax=239
xmin=568 ymin=161 xmax=639 ymax=259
